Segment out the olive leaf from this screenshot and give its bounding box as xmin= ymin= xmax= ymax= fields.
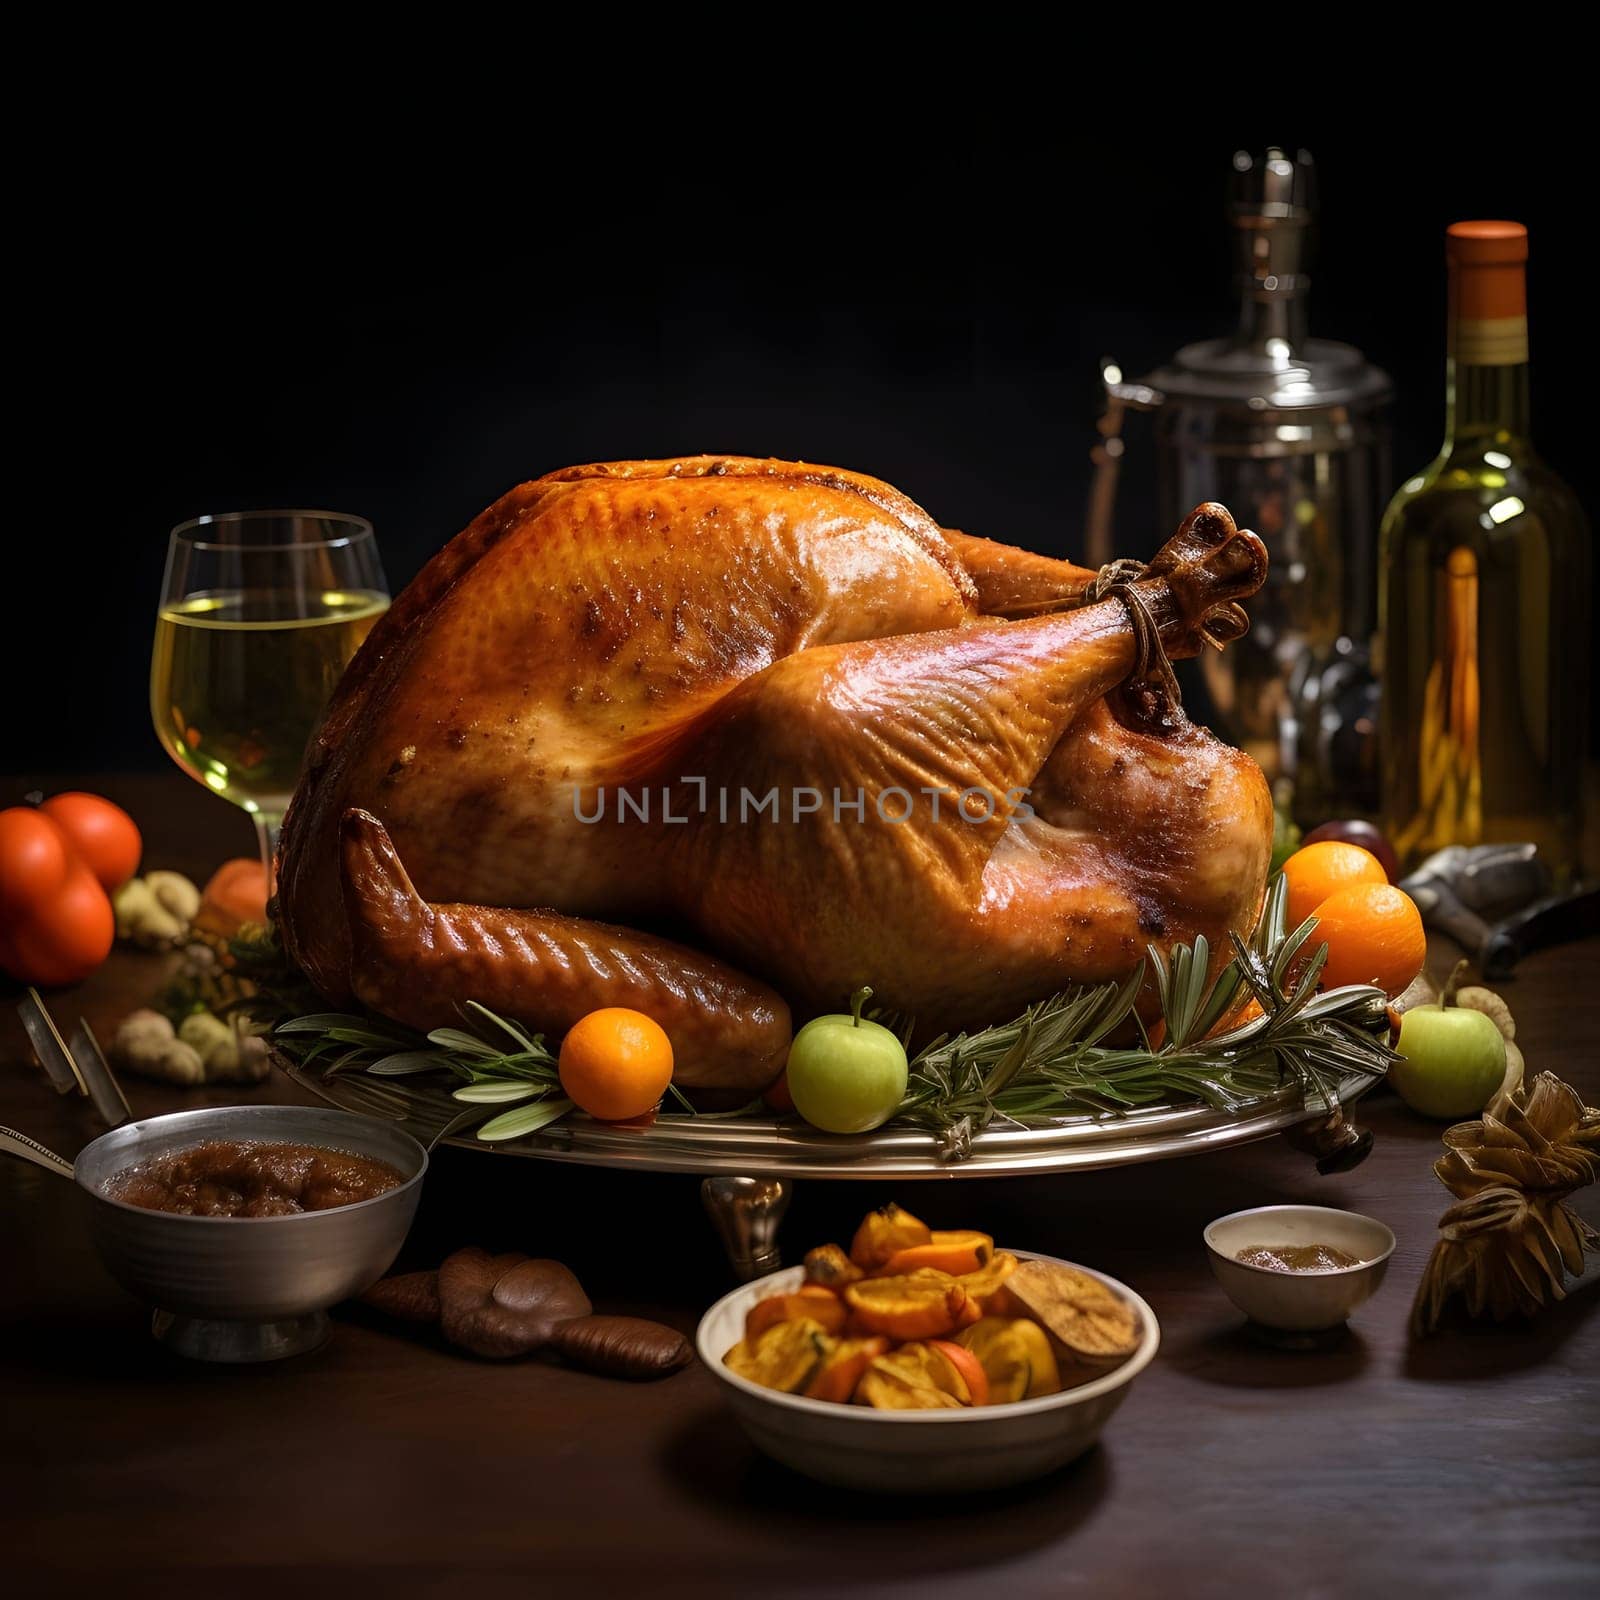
xmin=452 ymin=1081 xmax=541 ymax=1105
xmin=476 ymin=1097 xmax=576 ymax=1142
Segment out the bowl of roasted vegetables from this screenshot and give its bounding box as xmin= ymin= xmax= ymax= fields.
xmin=697 ymin=1203 xmax=1159 ymax=1492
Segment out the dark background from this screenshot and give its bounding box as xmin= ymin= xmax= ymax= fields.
xmin=15 ymin=118 xmax=1595 ymax=779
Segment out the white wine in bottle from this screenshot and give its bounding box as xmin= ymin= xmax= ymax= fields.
xmin=1379 ymin=222 xmax=1591 ymax=881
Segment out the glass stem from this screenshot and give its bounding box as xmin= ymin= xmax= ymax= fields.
xmin=254 ymin=811 xmax=283 ymax=905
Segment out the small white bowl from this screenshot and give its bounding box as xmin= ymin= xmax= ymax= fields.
xmin=1203 ymin=1205 xmax=1395 ymax=1333
xmin=696 ymin=1250 xmax=1159 ymax=1494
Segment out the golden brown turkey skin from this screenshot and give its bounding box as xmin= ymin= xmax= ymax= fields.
xmin=663 ymin=505 xmax=1272 ymax=1029
xmin=277 ymin=459 xmax=1272 ymax=1089
xmin=278 ymin=458 xmax=981 ymax=1004
xmin=339 ymin=810 xmax=790 ymax=1095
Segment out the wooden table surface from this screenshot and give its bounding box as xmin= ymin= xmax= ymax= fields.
xmin=3 ymin=774 xmax=1597 ymax=1598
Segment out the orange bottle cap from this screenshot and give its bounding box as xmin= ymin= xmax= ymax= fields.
xmin=1446 ymin=220 xmax=1529 ymax=266
xmin=1447 ymin=221 xmax=1528 ymax=329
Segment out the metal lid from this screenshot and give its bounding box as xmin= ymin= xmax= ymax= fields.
xmin=1122 ymin=334 xmax=1392 ymax=412
xmin=1109 ymin=147 xmax=1391 ymax=415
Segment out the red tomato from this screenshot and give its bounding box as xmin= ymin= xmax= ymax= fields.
xmin=0 ymin=807 xmax=73 ymax=914
xmin=4 ymin=862 xmax=115 ymax=985
xmin=763 ymin=1070 xmax=795 ymax=1114
xmin=39 ymin=792 xmax=142 ymax=892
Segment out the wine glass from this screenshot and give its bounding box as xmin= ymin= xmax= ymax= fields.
xmin=152 ymin=511 xmax=389 ymax=890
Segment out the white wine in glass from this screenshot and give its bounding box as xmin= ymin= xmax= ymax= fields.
xmin=152 ymin=511 xmax=389 ymax=889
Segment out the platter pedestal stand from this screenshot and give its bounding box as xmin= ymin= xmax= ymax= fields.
xmin=701 ymin=1176 xmax=791 ymax=1279
xmin=284 ymin=1060 xmax=1374 ymax=1278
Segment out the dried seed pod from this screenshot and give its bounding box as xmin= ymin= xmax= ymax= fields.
xmin=1454 ymin=985 xmax=1515 ymax=1040
xmin=438 ymin=1249 xmax=592 ymax=1359
xmin=549 ymin=1314 xmax=693 ymax=1379
xmin=361 ymin=1270 xmax=442 ymax=1325
xmin=1411 ymin=1071 xmax=1600 ymax=1335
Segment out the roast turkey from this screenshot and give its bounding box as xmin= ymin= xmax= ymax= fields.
xmin=276 ymin=458 xmax=1273 ymax=1095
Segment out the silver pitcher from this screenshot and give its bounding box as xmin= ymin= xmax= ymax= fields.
xmin=1088 ymin=148 xmax=1392 ymax=825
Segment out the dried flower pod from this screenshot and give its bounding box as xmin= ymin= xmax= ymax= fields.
xmin=548 ymin=1314 xmax=694 ymax=1379
xmin=361 ymin=1270 xmax=442 ymax=1325
xmin=438 ymin=1249 xmax=592 ymax=1359
xmin=1411 ymin=1071 xmax=1600 ymax=1336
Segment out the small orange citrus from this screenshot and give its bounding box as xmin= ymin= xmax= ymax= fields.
xmin=1306 ymin=883 xmax=1426 ymax=997
xmin=558 ymin=1007 xmax=674 ymax=1121
xmin=1281 ymin=840 xmax=1388 ymax=930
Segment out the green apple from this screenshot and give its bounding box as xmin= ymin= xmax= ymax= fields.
xmin=787 ymin=987 xmax=908 ymax=1134
xmin=1392 ymin=1002 xmax=1507 ymax=1119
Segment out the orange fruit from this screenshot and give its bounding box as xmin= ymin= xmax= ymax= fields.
xmin=557 ymin=1007 xmax=674 ymax=1121
xmin=1281 ymin=840 xmax=1388 ymax=930
xmin=881 ymin=1230 xmax=995 ymax=1277
xmin=1306 ymin=883 xmax=1426 ymax=997
xmin=843 ymin=1274 xmax=972 ymax=1340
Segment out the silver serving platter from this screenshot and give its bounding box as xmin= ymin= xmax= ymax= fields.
xmin=285 ymin=1061 xmax=1371 ymax=1180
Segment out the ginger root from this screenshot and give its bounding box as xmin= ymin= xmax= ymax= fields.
xmin=113 ymin=871 xmax=202 ymax=949
xmin=110 ymin=1010 xmax=204 ymax=1085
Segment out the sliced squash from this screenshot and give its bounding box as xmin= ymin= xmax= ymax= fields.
xmin=744 ymin=1285 xmax=846 ymax=1342
xmin=724 ymin=1316 xmax=830 ymax=1394
xmin=803 ymin=1243 xmax=863 ymax=1289
xmin=854 ymin=1355 xmax=964 ymax=1410
xmin=957 ymin=1316 xmax=1062 ymax=1403
xmin=956 ymin=1250 xmax=1019 ymax=1314
xmin=804 ymin=1336 xmax=889 ymax=1403
xmin=880 ymin=1229 xmax=994 ymax=1276
xmin=843 ymin=1272 xmax=971 ymax=1340
xmin=849 ymin=1203 xmax=933 ymax=1270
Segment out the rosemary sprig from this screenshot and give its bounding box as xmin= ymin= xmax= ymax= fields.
xmin=896 ymin=877 xmax=1398 ymax=1159
xmin=271 ymin=999 xmax=569 ymax=1143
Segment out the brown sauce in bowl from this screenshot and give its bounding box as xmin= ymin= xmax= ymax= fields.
xmin=106 ymin=1139 xmax=405 ymax=1217
xmin=1234 ymin=1243 xmax=1362 ymax=1273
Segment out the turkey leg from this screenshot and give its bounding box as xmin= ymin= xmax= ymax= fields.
xmin=340 ymin=810 xmax=792 ymax=1096
xmin=942 ymin=529 xmax=1098 ymax=617
xmin=691 ymin=503 xmax=1265 ymax=846
xmin=670 ymin=505 xmax=1268 ymax=1016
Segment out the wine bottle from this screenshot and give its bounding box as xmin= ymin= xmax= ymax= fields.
xmin=1379 ymin=221 xmax=1591 ymax=881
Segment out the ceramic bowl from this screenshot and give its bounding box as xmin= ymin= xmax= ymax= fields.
xmin=697 ymin=1250 xmax=1158 ymax=1493
xmin=1203 ymin=1204 xmax=1395 ymax=1332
